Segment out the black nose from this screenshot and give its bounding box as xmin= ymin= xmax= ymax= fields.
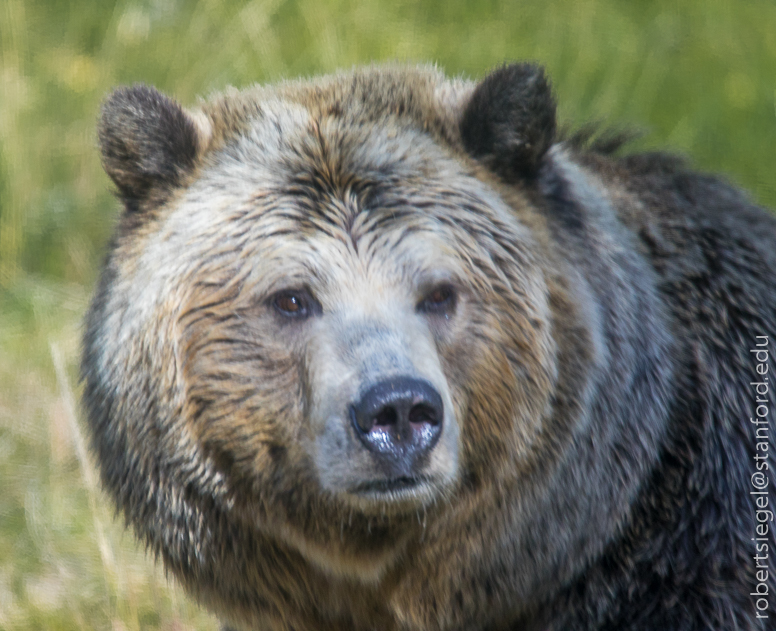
xmin=350 ymin=377 xmax=443 ymax=473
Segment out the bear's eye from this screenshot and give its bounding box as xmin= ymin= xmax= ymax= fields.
xmin=271 ymin=289 xmax=319 ymax=320
xmin=417 ymin=284 xmax=457 ymax=316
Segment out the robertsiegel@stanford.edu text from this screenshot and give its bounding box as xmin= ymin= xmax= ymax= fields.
xmin=751 ymin=335 xmax=771 ymax=620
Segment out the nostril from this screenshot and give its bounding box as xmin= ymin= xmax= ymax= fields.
xmin=350 ymin=403 xmax=400 ymax=434
xmin=408 ymin=403 xmax=439 ymax=426
xmin=374 ymin=407 xmax=397 ymax=428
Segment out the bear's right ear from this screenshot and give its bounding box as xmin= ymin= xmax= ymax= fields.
xmin=98 ymin=84 xmax=204 ymax=210
xmin=460 ymin=63 xmax=556 ymax=181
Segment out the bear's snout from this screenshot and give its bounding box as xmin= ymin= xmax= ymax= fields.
xmin=306 ymin=312 xmax=460 ymax=507
xmin=350 ymin=376 xmax=443 ymax=479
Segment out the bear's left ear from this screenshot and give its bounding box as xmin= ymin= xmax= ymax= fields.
xmin=98 ymin=84 xmax=206 ymax=211
xmin=460 ymin=63 xmax=556 ymax=180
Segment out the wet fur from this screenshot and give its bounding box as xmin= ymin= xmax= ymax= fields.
xmin=83 ymin=63 xmax=776 ymax=630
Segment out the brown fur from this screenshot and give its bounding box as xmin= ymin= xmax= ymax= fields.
xmin=83 ymin=63 xmax=776 ymax=630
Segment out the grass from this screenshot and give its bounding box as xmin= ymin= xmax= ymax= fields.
xmin=0 ymin=0 xmax=774 ymax=628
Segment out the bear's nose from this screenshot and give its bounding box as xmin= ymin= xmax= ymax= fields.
xmin=350 ymin=377 xmax=443 ymax=473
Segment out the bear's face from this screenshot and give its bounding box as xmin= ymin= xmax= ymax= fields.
xmin=155 ymin=97 xmax=556 ymax=519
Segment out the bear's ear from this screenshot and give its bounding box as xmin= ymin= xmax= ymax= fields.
xmin=98 ymin=84 xmax=203 ymax=210
xmin=460 ymin=63 xmax=556 ymax=180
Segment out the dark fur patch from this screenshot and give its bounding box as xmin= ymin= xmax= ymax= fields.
xmin=460 ymin=63 xmax=556 ymax=180
xmin=98 ymin=84 xmax=199 ymax=211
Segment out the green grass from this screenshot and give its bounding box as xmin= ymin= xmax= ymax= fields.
xmin=1 ymin=0 xmax=774 ymax=628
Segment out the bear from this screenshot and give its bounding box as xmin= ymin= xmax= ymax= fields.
xmin=82 ymin=62 xmax=776 ymax=631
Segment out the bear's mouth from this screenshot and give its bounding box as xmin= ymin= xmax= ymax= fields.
xmin=351 ymin=475 xmax=428 ymax=496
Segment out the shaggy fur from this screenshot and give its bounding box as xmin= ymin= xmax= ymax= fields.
xmin=83 ymin=63 xmax=776 ymax=630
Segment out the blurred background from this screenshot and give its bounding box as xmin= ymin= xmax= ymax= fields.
xmin=0 ymin=0 xmax=774 ymax=629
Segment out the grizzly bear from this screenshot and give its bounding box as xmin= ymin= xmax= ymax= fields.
xmin=82 ymin=63 xmax=776 ymax=630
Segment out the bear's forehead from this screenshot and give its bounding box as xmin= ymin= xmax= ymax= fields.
xmin=170 ymin=116 xmax=487 ymax=279
xmin=205 ymin=97 xmax=449 ymax=196
xmin=186 ymin=93 xmax=492 ymax=245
